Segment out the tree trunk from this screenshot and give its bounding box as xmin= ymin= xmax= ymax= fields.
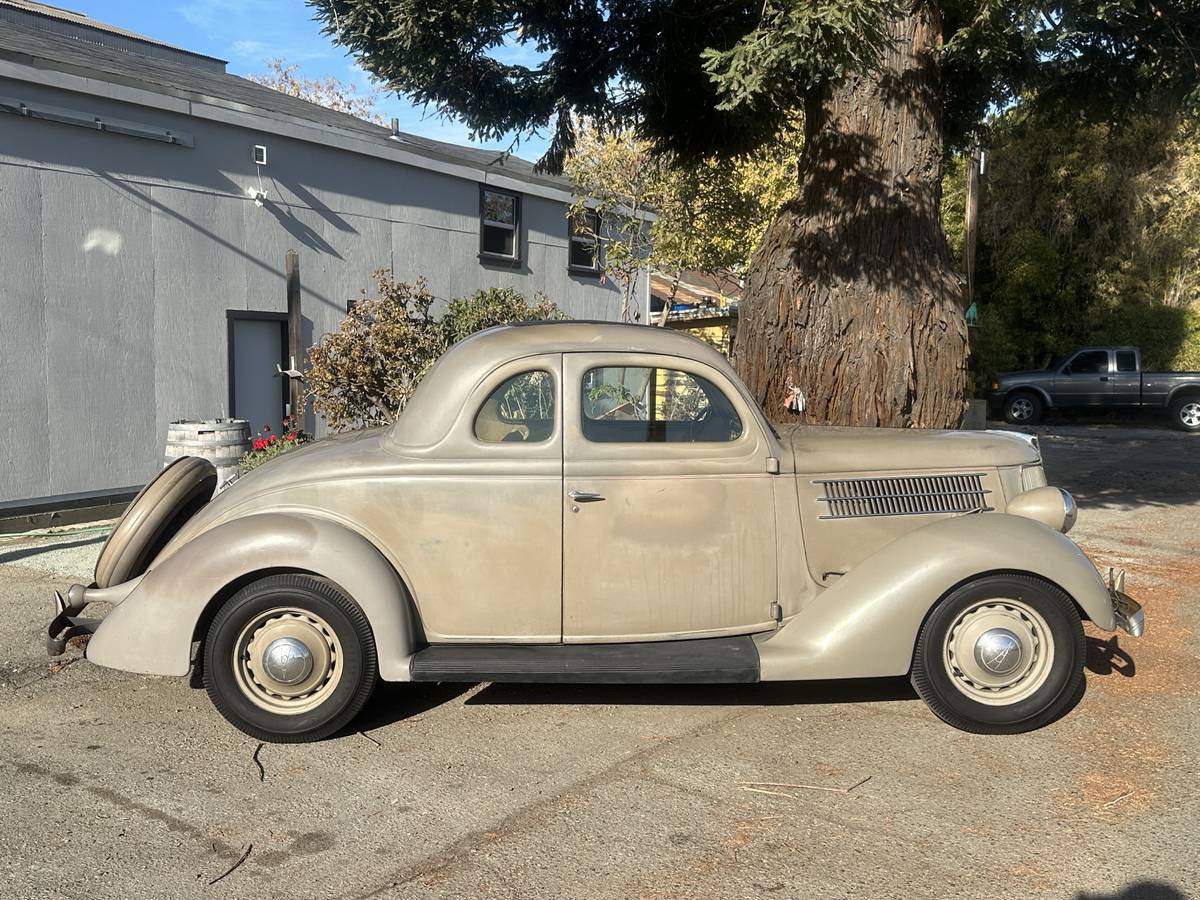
xmin=734 ymin=0 xmax=967 ymax=427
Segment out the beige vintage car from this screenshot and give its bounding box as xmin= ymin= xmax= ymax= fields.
xmin=49 ymin=323 xmax=1144 ymax=742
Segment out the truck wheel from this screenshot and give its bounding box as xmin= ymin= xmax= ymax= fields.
xmin=1003 ymin=391 xmax=1043 ymax=426
xmin=910 ymin=574 xmax=1084 ymax=734
xmin=1169 ymin=395 xmax=1200 ymax=432
xmin=203 ymin=574 xmax=377 ymax=743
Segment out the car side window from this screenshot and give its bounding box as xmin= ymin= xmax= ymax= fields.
xmin=581 ymin=366 xmax=743 ymax=443
xmin=1116 ymin=351 xmax=1138 ymax=373
xmin=475 ymin=370 xmax=555 ymax=443
xmin=1064 ymin=350 xmax=1109 ymax=375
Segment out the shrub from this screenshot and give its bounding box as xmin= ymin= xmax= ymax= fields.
xmin=307 ymin=272 xmax=566 ymax=432
xmin=239 ymin=416 xmax=313 ymax=473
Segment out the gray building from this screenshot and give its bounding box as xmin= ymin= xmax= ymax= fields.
xmin=0 ymin=1 xmax=635 ymax=507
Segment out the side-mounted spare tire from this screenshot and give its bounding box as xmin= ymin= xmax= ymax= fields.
xmin=94 ymin=456 xmax=218 ymax=588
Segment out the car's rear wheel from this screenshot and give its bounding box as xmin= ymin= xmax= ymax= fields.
xmin=1003 ymin=391 xmax=1043 ymax=426
xmin=910 ymin=574 xmax=1084 ymax=734
xmin=1169 ymin=394 xmax=1200 ymax=433
xmin=203 ymin=574 xmax=377 ymax=742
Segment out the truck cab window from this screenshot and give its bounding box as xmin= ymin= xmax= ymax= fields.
xmin=1116 ymin=351 xmax=1138 ymax=373
xmin=1064 ymin=351 xmax=1109 ymax=375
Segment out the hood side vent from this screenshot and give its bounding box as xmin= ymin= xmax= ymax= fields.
xmin=815 ymin=473 xmax=991 ymax=519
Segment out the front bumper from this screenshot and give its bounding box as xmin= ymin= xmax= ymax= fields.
xmin=1108 ymin=569 xmax=1145 ymax=638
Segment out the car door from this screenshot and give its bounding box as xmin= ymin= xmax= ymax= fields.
xmin=1111 ymin=349 xmax=1142 ymax=406
xmin=561 ymin=352 xmax=778 ymax=642
xmin=1053 ymin=349 xmax=1114 ymax=407
xmin=391 ymin=354 xmax=564 ymax=643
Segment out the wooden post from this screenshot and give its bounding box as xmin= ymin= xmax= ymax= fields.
xmin=285 ymin=250 xmax=303 ymax=421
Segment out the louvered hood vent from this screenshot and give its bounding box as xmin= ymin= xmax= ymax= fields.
xmin=815 ymin=473 xmax=990 ymax=519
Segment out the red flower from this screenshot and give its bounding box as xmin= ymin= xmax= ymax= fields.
xmin=285 ymin=433 xmax=297 ymax=442
xmin=252 ymin=439 xmax=267 ymax=450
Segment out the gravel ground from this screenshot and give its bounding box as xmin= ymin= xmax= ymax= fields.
xmin=1 ymin=425 xmax=1197 ymax=899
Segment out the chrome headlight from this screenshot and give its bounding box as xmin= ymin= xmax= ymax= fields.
xmin=1006 ymin=485 xmax=1076 ymax=534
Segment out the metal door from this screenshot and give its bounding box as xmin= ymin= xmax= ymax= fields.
xmin=561 ymin=352 xmax=778 ymax=642
xmin=1053 ymin=349 xmax=1113 ymax=407
xmin=229 ymin=314 xmax=287 ymax=436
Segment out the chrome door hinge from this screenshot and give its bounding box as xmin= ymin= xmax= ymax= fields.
xmin=766 ymin=457 xmax=780 ymax=475
xmin=770 ymin=601 xmax=783 ymax=625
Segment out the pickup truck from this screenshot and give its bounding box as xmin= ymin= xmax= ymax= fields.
xmin=987 ymin=346 xmax=1200 ymax=431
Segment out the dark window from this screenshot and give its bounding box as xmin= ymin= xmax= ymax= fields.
xmin=569 ymin=211 xmax=600 ymax=271
xmin=1116 ymin=351 xmax=1138 ymax=373
xmin=581 ymin=366 xmax=743 ymax=443
xmin=480 ymin=188 xmax=520 ymax=260
xmin=1065 ymin=350 xmax=1109 ymax=375
xmin=475 ymin=370 xmax=555 ymax=443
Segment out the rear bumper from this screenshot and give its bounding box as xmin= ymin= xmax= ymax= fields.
xmin=46 ymin=578 xmax=142 ymax=657
xmin=47 ymin=586 xmax=102 ymax=655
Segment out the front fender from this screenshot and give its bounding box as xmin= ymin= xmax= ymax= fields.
xmin=86 ymin=513 xmax=416 ymax=680
xmin=756 ymin=513 xmax=1114 ymax=681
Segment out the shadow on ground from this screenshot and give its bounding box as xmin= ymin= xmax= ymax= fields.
xmin=349 ymin=678 xmax=919 ymax=734
xmin=0 ymin=535 xmax=106 ymax=566
xmin=1086 ymin=635 xmax=1137 ymax=679
xmin=1076 ymin=881 xmax=1190 ymax=900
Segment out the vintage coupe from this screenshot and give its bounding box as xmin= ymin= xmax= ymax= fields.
xmin=49 ymin=323 xmax=1144 ymax=742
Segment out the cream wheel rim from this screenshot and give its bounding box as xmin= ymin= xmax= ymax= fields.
xmin=942 ymin=599 xmax=1054 ymax=705
xmin=233 ymin=607 xmax=343 ymax=714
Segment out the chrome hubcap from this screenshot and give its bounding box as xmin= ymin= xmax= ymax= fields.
xmin=973 ymin=628 xmax=1023 ymax=675
xmin=1010 ymin=398 xmax=1033 ymax=420
xmin=1181 ymin=402 xmax=1200 ymax=428
xmin=262 ymin=637 xmax=313 ymax=685
xmin=234 ymin=607 xmax=342 ymax=715
xmin=943 ymin=599 xmax=1054 ymax=705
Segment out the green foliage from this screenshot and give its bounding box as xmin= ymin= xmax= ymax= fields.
xmin=562 ymin=124 xmax=802 ymax=298
xmin=952 ymin=106 xmax=1200 ymax=386
xmin=309 ymin=0 xmax=1200 ymax=169
xmin=306 ymin=273 xmax=565 ymax=431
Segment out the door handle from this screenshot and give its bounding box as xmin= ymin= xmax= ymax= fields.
xmin=568 ymin=489 xmax=606 ymax=503
xmin=1100 ymin=376 xmax=1109 ymax=381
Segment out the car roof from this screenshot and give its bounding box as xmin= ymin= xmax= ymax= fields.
xmin=388 ymin=322 xmax=742 ymax=448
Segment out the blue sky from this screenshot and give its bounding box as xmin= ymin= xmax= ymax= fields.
xmin=69 ymin=0 xmax=550 ymax=160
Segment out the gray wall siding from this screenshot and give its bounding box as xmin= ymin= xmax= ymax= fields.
xmin=0 ymin=78 xmax=627 ymax=502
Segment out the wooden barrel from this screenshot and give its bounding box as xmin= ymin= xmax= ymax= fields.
xmin=164 ymin=419 xmax=251 ymax=487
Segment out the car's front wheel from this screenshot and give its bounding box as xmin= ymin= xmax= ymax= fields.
xmin=203 ymin=574 xmax=377 ymax=742
xmin=1003 ymin=391 xmax=1043 ymax=425
xmin=910 ymin=574 xmax=1084 ymax=734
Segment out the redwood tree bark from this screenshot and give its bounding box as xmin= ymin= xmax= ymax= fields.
xmin=734 ymin=1 xmax=968 ymax=427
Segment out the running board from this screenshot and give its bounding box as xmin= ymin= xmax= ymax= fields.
xmin=409 ymin=636 xmax=760 ymax=684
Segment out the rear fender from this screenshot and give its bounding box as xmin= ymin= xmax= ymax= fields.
xmin=756 ymin=513 xmax=1114 ymax=681
xmin=86 ymin=513 xmax=416 ymax=680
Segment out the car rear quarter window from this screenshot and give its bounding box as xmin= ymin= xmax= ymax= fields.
xmin=1116 ymin=351 xmax=1138 ymax=373
xmin=581 ymin=366 xmax=743 ymax=443
xmin=475 ymin=370 xmax=555 ymax=443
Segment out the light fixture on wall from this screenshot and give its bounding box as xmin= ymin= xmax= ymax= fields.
xmin=246 ymin=186 xmax=268 ymax=207
xmin=253 ymin=144 xmax=268 ymax=165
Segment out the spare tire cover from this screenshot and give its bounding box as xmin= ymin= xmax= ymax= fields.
xmin=94 ymin=456 xmax=218 ymax=588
